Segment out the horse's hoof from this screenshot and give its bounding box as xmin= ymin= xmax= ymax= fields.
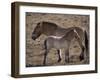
xmin=43 ymin=64 xmax=46 ymax=66
xmin=80 ymin=55 xmax=84 ymax=61
xmin=58 ymin=59 xmax=61 ymax=62
xmin=43 ymin=62 xmax=46 ymax=66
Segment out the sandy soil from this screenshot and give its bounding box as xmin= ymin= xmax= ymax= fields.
xmin=26 ymin=12 xmax=89 ymax=67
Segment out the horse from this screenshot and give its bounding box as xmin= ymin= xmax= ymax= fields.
xmin=43 ymin=29 xmax=86 ymax=65
xmin=32 ymin=21 xmax=71 ymax=39
xmin=32 ymin=21 xmax=88 ymax=65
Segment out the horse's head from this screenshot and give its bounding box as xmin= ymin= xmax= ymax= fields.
xmin=32 ymin=22 xmax=43 ymax=40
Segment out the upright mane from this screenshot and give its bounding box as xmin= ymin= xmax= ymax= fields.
xmin=41 ymin=21 xmax=58 ymax=27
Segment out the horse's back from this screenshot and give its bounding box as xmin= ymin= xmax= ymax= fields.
xmin=54 ymin=27 xmax=69 ymax=37
xmin=45 ymin=36 xmax=68 ymax=49
xmin=41 ymin=22 xmax=84 ymax=39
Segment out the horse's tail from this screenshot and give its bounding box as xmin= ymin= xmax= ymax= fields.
xmin=84 ymin=30 xmax=88 ymax=53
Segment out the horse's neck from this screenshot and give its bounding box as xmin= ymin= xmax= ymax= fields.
xmin=42 ymin=25 xmax=57 ymax=36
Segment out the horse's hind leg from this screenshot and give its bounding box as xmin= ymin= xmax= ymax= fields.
xmin=81 ymin=43 xmax=88 ymax=63
xmin=76 ymin=37 xmax=85 ymax=61
xmin=65 ymin=49 xmax=69 ymax=63
xmin=79 ymin=46 xmax=85 ymax=61
xmin=57 ymin=49 xmax=62 ymax=62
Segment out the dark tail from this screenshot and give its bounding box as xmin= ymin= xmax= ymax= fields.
xmin=43 ymin=40 xmax=47 ymax=66
xmin=84 ymin=31 xmax=88 ymax=53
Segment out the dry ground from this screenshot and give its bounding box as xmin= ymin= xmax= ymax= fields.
xmin=26 ymin=12 xmax=89 ymax=67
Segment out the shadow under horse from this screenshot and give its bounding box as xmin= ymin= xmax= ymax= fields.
xmin=32 ymin=21 xmax=88 ymax=65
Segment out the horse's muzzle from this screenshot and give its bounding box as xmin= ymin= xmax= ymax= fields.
xmin=32 ymin=33 xmax=36 ymax=40
xmin=32 ymin=36 xmax=36 ymax=40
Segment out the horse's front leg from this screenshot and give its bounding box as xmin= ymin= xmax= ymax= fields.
xmin=43 ymin=49 xmax=49 ymax=66
xmin=57 ymin=49 xmax=62 ymax=62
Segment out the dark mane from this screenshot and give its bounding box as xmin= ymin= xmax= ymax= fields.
xmin=42 ymin=21 xmax=58 ymax=27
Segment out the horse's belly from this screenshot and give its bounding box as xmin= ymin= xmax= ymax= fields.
xmin=60 ymin=41 xmax=68 ymax=49
xmin=54 ymin=40 xmax=68 ymax=49
xmin=53 ymin=41 xmax=60 ymax=49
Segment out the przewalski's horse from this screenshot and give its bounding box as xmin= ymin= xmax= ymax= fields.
xmin=43 ymin=29 xmax=85 ymax=65
xmin=32 ymin=21 xmax=88 ymax=65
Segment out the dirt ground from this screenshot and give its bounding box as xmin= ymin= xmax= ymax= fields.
xmin=26 ymin=12 xmax=89 ymax=67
